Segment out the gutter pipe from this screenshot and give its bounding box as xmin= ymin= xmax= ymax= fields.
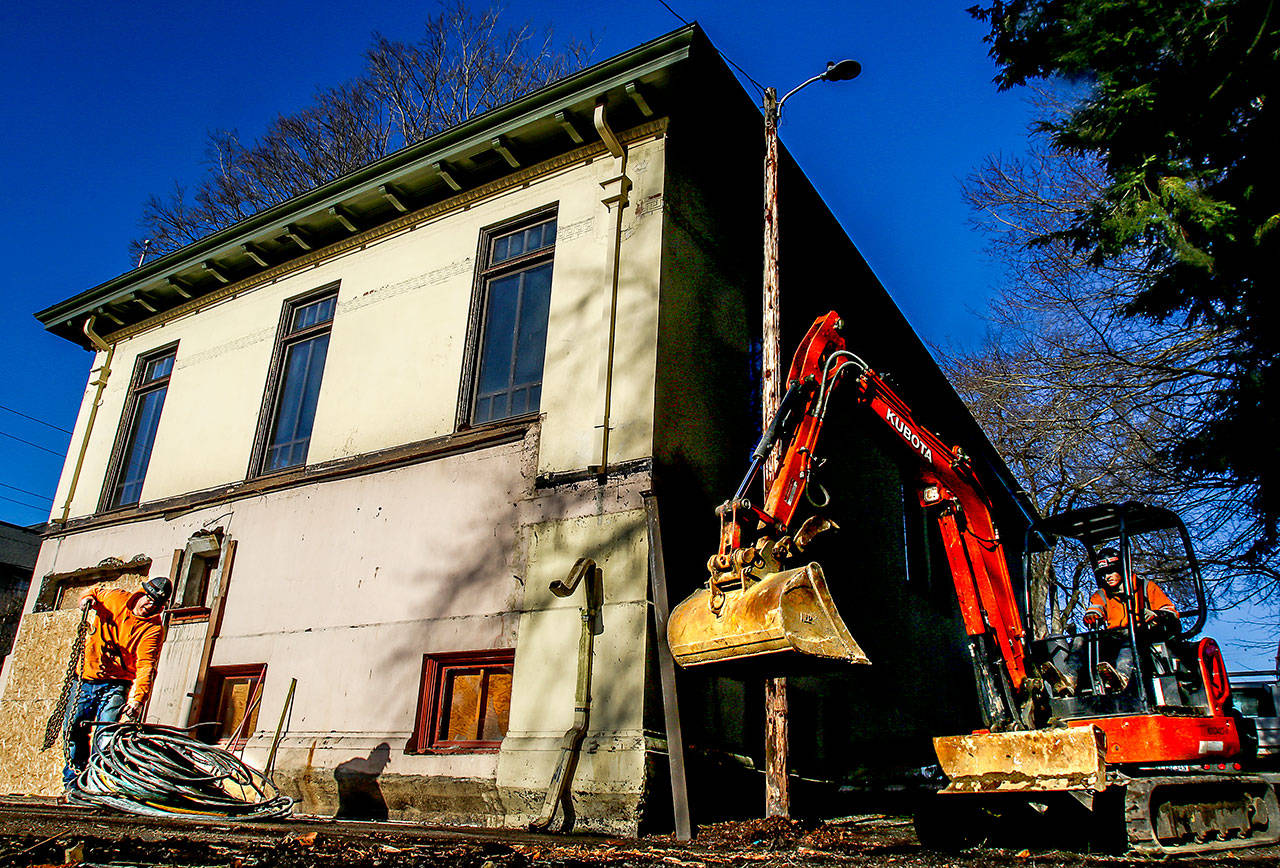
xmin=57 ymin=318 xmax=115 ymax=525
xmin=590 ymin=97 xmax=631 ymax=478
xmin=529 ymin=557 xmax=603 ymax=832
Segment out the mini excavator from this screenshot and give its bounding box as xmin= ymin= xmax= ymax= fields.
xmin=666 ymin=311 xmax=1279 ymax=854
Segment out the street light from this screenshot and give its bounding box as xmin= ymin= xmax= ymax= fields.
xmin=760 ymin=58 xmax=860 ymax=822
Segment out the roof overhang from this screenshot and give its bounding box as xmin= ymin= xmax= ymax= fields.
xmin=36 ymin=25 xmax=702 ymax=348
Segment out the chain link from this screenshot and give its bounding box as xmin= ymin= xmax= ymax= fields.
xmin=41 ymin=606 xmax=91 ymax=760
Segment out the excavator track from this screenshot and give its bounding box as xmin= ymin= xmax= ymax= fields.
xmin=1122 ymin=773 xmax=1280 ymax=854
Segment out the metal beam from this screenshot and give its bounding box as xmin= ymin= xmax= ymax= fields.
xmin=379 ymin=184 xmax=409 ymax=213
xmin=328 ymin=204 xmax=359 ymax=233
xmin=491 ymin=136 xmax=521 ymax=168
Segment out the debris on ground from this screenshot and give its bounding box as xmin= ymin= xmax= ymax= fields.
xmin=0 ymin=809 xmax=1278 ymax=867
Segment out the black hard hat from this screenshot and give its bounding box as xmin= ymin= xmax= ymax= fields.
xmin=142 ymin=576 xmax=172 ymax=605
xmin=1094 ymin=547 xmax=1121 ymax=578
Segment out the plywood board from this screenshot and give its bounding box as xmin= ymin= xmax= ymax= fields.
xmin=0 ymin=573 xmax=143 ymax=795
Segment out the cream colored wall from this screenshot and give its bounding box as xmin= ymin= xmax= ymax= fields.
xmin=50 ymin=136 xmax=666 ymax=521
xmin=26 ymin=434 xmax=531 ymax=770
xmin=18 ymin=427 xmax=654 ymax=830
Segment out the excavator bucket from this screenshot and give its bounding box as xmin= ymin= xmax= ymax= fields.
xmin=667 ymin=562 xmax=868 ymax=667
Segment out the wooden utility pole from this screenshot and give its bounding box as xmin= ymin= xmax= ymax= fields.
xmin=761 ymin=84 xmax=789 ymax=819
xmin=759 ymin=59 xmax=860 ymax=819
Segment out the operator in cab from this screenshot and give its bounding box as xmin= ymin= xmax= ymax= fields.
xmin=1082 ymin=547 xmax=1178 ymax=689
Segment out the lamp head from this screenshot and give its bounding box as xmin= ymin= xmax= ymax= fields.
xmin=822 ymin=59 xmax=862 ymax=82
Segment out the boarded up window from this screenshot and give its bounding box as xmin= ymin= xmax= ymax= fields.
xmin=408 ymin=650 xmax=514 ymax=753
xmin=199 ymin=664 xmax=266 ymax=749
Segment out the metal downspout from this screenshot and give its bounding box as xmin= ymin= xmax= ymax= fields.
xmin=591 ymin=97 xmax=631 ymax=477
xmin=58 ymin=318 xmax=115 ymax=524
xmin=529 ymin=557 xmax=603 ymax=832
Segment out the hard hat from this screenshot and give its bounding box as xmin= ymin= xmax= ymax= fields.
xmin=1094 ymin=547 xmax=1121 ymax=580
xmin=142 ymin=576 xmax=172 ymax=605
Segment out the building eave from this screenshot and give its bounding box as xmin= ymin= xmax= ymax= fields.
xmin=36 ymin=24 xmax=701 ymax=348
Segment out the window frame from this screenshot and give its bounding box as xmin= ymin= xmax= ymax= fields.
xmin=407 ymin=648 xmax=515 ymax=754
xmin=456 ymin=206 xmax=558 ymax=430
xmin=100 ymin=342 xmax=179 ymax=511
xmin=166 ymin=531 xmax=226 ymax=622
xmin=198 ymin=663 xmax=267 ymax=750
xmin=249 ymin=284 xmax=340 ymax=477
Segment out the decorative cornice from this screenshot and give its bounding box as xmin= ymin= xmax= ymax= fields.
xmin=102 ymin=119 xmax=667 ymax=345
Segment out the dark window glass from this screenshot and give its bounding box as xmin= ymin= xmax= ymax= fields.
xmin=470 ymin=216 xmax=556 ymax=425
xmin=107 ymin=346 xmax=177 ymax=508
xmin=256 ymin=288 xmax=337 ymax=474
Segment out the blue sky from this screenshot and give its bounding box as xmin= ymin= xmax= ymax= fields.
xmin=0 ymin=1 xmax=1030 ymax=521
xmin=0 ymin=2 xmax=1271 ymax=667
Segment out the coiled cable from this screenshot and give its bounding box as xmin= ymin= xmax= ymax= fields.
xmin=71 ymin=722 xmax=293 ymax=819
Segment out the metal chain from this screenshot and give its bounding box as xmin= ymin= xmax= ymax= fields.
xmin=41 ymin=606 xmax=91 ymax=756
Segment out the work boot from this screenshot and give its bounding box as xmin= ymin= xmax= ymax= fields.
xmin=1097 ymin=662 xmax=1129 ymax=692
xmin=1039 ymin=662 xmax=1075 ymax=696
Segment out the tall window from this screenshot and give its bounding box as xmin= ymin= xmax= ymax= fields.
xmin=468 ymin=214 xmax=557 ymax=425
xmin=254 ymin=287 xmax=337 ymax=474
xmin=104 ymin=345 xmax=177 ymax=508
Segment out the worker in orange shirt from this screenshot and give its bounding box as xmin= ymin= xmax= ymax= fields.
xmin=1083 ymin=547 xmax=1178 ymax=690
xmin=62 ymin=576 xmax=171 ymax=791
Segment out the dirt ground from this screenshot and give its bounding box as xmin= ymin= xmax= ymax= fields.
xmin=1 ymin=806 xmax=1279 ymax=868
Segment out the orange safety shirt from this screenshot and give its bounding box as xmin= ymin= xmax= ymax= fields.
xmin=1085 ymin=579 xmax=1176 ymax=629
xmin=80 ymin=588 xmax=164 ymax=706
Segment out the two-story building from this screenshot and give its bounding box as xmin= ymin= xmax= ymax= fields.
xmin=0 ymin=25 xmax=1032 ymax=833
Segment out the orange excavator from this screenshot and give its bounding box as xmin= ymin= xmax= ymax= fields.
xmin=667 ymin=311 xmax=1279 ymax=854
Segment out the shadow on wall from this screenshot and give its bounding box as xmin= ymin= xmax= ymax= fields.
xmin=333 ymin=742 xmax=390 ymax=820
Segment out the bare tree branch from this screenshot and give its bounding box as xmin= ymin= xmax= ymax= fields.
xmin=132 ymin=1 xmax=594 ymax=261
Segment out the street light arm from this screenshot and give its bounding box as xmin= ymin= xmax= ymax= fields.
xmin=777 ymin=74 xmax=825 ymax=113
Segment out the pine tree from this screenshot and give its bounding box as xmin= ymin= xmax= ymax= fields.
xmin=970 ymin=0 xmax=1280 ymax=555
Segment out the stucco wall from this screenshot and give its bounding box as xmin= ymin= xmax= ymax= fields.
xmin=49 ymin=135 xmax=666 ymax=521
xmin=17 ymin=131 xmax=669 ymax=833
xmin=17 ymin=427 xmax=654 ymax=831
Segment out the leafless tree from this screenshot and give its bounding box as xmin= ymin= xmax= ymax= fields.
xmin=942 ymin=117 xmax=1278 ymax=639
xmin=132 ymin=1 xmax=593 ymax=260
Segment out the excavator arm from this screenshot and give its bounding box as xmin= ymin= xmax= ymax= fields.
xmin=669 ymin=311 xmax=1029 ymax=721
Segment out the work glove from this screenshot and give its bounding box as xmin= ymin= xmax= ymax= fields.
xmin=122 ymin=702 xmax=143 ymax=722
xmin=1083 ymin=611 xmax=1102 ymax=628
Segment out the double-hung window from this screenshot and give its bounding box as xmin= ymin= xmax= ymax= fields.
xmin=103 ymin=344 xmax=177 ymax=508
xmin=253 ymin=287 xmax=338 ymax=474
xmin=466 ymin=213 xmax=557 ymax=425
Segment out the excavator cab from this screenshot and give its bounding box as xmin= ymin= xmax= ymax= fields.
xmin=1022 ymin=502 xmax=1220 ymax=726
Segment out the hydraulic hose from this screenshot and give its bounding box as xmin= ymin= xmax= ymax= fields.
xmin=71 ymin=722 xmax=293 ymax=819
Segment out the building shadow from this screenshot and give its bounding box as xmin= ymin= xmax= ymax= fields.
xmin=334 ymin=742 xmax=390 ymax=820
